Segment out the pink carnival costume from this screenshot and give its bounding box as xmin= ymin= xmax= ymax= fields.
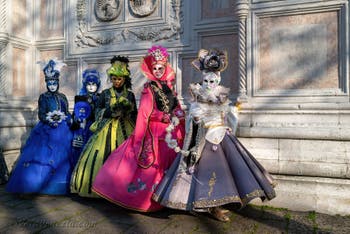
xmin=92 ymin=46 xmax=185 ymax=212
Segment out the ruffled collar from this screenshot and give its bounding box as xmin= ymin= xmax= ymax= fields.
xmin=189 ymin=83 xmax=230 ymax=104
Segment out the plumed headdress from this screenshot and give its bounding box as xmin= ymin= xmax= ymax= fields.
xmin=143 ymin=45 xmax=169 ymax=71
xmin=107 ymin=56 xmax=130 ymax=77
xmin=140 ymin=45 xmax=175 ymax=87
xmin=37 ymin=59 xmax=66 ymax=81
xmin=191 ymin=49 xmax=228 ymax=73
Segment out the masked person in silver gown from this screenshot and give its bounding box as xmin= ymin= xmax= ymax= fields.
xmin=153 ymin=49 xmax=276 ymax=222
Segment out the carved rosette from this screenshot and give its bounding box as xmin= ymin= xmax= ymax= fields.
xmin=74 ymin=0 xmax=182 ymax=48
xmin=94 ymin=0 xmax=122 ymax=22
xmin=129 ymin=0 xmax=159 ymax=17
xmin=235 ymin=0 xmax=249 ymax=100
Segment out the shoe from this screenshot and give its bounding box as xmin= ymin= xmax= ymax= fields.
xmin=209 ymin=207 xmax=230 ymax=222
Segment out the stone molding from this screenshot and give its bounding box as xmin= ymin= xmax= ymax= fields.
xmin=239 ymin=137 xmax=350 ymax=179
xmin=237 ymin=102 xmax=350 ymax=140
xmin=252 ymin=174 xmax=350 ymax=216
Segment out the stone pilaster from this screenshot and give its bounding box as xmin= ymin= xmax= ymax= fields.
xmin=0 ymin=0 xmax=8 ymax=98
xmin=235 ymin=0 xmax=249 ymax=101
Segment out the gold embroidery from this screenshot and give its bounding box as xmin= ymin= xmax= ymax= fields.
xmin=163 ymin=200 xmax=189 ymax=210
xmin=150 ymin=83 xmax=170 ymax=113
xmin=152 ymin=194 xmax=190 ymax=210
xmin=241 ymin=189 xmax=274 ymax=205
xmin=203 ymin=123 xmax=224 ymax=129
xmin=208 ymin=172 xmax=216 ymax=197
xmin=193 ymin=195 xmax=242 ymax=208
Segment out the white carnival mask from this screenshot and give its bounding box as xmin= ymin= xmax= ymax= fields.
xmin=86 ymin=82 xmax=98 ymax=93
xmin=202 ymin=71 xmax=221 ymax=91
xmin=46 ymin=80 xmax=58 ymax=93
xmin=152 ymin=63 xmax=166 ymax=79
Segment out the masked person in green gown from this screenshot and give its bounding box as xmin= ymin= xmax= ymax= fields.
xmin=70 ymin=56 xmax=137 ymax=197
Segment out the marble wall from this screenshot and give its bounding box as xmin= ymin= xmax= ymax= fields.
xmin=259 ymin=11 xmax=339 ymax=91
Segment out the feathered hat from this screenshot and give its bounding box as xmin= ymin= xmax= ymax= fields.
xmin=140 ymin=45 xmax=175 ymax=87
xmin=37 ymin=59 xmax=67 ymax=81
xmin=191 ymin=49 xmax=228 ymax=73
xmin=107 ymin=56 xmax=130 ymax=77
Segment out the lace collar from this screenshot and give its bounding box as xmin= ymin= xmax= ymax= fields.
xmin=189 ymin=83 xmax=230 ymax=104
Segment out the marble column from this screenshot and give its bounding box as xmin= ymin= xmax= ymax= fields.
xmin=0 ymin=0 xmax=8 ymax=97
xmin=235 ymin=0 xmax=249 ymax=101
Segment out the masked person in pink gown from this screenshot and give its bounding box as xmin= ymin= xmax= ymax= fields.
xmin=92 ymin=45 xmax=185 ymax=212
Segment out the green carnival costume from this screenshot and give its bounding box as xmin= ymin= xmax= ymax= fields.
xmin=70 ymin=56 xmax=137 ymax=197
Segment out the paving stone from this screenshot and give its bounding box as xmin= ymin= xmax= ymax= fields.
xmin=82 ymin=219 xmax=133 ymax=233
xmin=0 ymin=218 xmax=17 ymax=230
xmin=316 ymin=213 xmax=350 ymax=234
xmin=0 ymin=185 xmax=350 ymax=234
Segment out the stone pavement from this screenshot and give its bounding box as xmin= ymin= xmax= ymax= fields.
xmin=0 ymin=185 xmax=349 ymax=234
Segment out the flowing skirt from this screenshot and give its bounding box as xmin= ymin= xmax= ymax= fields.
xmin=70 ymin=118 xmax=134 ymax=197
xmin=6 ymin=121 xmax=73 ymax=195
xmin=92 ymin=121 xmax=184 ymax=212
xmin=153 ymin=133 xmax=276 ymax=211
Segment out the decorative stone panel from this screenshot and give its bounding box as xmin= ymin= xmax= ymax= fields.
xmin=259 ymin=12 xmax=338 ymax=90
xmin=12 ymin=47 xmax=27 ymax=97
xmin=67 ymin=0 xmax=183 ymax=58
xmin=250 ymin=1 xmax=349 ymax=101
xmin=201 ymin=0 xmax=236 ymax=20
xmin=12 ymin=0 xmax=27 ymax=37
xmin=180 ymin=55 xmax=197 ymax=102
xmin=39 ymin=0 xmax=64 ymax=39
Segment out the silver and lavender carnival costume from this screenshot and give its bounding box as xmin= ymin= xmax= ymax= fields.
xmin=153 ymin=49 xmax=276 ymax=212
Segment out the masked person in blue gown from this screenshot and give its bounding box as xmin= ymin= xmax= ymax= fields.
xmin=6 ymin=59 xmax=73 ymax=195
xmin=70 ymin=69 xmax=101 ymax=166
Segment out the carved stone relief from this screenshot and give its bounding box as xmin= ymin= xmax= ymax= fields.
xmin=94 ymin=0 xmax=122 ymax=22
xmin=72 ymin=0 xmax=182 ymax=51
xmin=129 ymin=0 xmax=158 ymax=17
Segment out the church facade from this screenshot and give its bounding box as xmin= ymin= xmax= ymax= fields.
xmin=0 ymin=0 xmax=349 ymax=215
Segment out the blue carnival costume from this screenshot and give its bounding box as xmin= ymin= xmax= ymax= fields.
xmin=70 ymin=69 xmax=101 ymax=166
xmin=6 ymin=59 xmax=73 ymax=195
